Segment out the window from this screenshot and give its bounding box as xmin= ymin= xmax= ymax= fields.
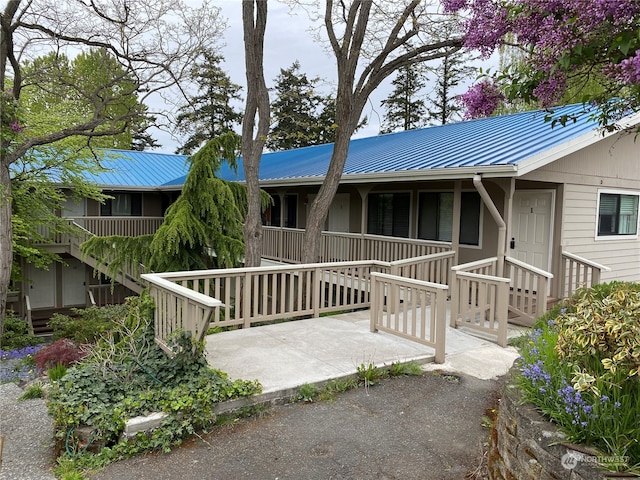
xmin=367 ymin=193 xmax=410 ymax=237
xmin=597 ymin=192 xmax=639 ymax=237
xmin=101 ymin=193 xmax=142 ymax=216
xmin=418 ymin=191 xmax=481 ymax=246
xmin=266 ymin=194 xmax=297 ymax=228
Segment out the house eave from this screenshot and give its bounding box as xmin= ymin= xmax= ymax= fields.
xmin=253 ymin=165 xmax=520 ymax=187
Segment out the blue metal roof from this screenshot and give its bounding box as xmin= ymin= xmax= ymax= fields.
xmin=81 ymin=150 xmax=190 ymax=188
xmin=91 ymin=104 xmax=608 ymax=188
xmin=212 ymin=103 xmax=601 ymax=184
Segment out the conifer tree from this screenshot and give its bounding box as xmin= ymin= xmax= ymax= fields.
xmin=175 ymin=51 xmax=244 ymax=155
xmin=379 ymin=64 xmax=427 ymax=134
xmin=82 ymin=133 xmax=271 ymax=276
xmin=267 ymin=61 xmax=337 ymax=151
xmin=426 ymin=50 xmax=477 ymax=125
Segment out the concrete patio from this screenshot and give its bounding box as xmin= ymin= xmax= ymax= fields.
xmin=204 ymin=309 xmax=527 ymax=394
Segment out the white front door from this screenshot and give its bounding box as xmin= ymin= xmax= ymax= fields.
xmin=28 ymin=265 xmax=56 ymax=309
xmin=511 ymin=190 xmax=554 ymax=272
xmin=62 ymin=258 xmax=86 ymax=306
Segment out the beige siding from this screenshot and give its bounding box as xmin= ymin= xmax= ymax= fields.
xmin=528 ymin=132 xmax=640 ymax=187
xmin=562 ymin=183 xmax=640 ymax=282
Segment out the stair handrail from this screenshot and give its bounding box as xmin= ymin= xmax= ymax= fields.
xmin=67 ymin=219 xmax=147 ymax=294
xmin=24 ymin=295 xmax=34 ymax=336
xmin=561 ymin=251 xmax=611 ymax=273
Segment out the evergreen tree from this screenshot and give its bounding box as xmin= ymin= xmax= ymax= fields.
xmin=175 ymin=51 xmax=243 ymax=155
xmin=379 ymin=64 xmax=427 ymax=134
xmin=267 ymin=61 xmax=337 ymax=151
xmin=426 ymin=51 xmax=477 ymax=125
xmin=82 ymin=133 xmax=272 ymax=275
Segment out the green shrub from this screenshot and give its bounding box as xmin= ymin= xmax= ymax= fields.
xmin=1 ymin=313 xmax=44 ymax=350
xmin=518 ymin=282 xmax=640 ymax=471
xmin=356 ymin=362 xmax=384 ymax=386
xmin=47 ymin=293 xmax=261 ymax=476
xmin=19 ymin=381 xmax=46 ymax=401
xmin=296 ymin=383 xmax=319 ymax=402
xmin=388 ymin=361 xmax=424 ymax=377
xmin=48 ymin=304 xmax=128 ymax=344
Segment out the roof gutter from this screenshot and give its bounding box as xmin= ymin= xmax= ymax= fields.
xmin=473 ymin=174 xmax=506 ymax=277
xmin=253 ymin=165 xmax=519 ymax=188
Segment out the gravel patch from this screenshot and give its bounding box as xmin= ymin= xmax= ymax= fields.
xmin=0 ymin=383 xmax=56 ymax=480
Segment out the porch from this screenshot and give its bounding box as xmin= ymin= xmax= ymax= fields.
xmin=141 ymin=228 xmax=609 ymax=366
xmin=23 ymin=216 xmax=609 ymax=351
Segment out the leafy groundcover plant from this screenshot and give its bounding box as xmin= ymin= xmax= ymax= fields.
xmin=49 ymin=294 xmax=261 ymax=477
xmin=518 ymin=282 xmax=640 ymax=472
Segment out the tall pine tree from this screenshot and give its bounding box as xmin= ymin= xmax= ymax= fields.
xmin=427 ymin=50 xmax=477 ymax=125
xmin=175 ymin=51 xmax=243 ymax=155
xmin=267 ymin=61 xmax=337 ymax=151
xmin=379 ymin=64 xmax=427 ymax=134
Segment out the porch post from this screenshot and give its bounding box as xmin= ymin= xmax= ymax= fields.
xmin=504 ymin=178 xmax=515 ymax=263
xmin=278 ymin=191 xmax=285 ymax=261
xmin=473 ymin=175 xmax=507 ymax=277
xmin=357 ymin=185 xmax=372 ymax=261
xmin=452 ymin=180 xmax=461 ymax=266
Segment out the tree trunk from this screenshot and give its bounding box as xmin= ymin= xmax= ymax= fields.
xmin=302 ymin=130 xmax=353 ymax=263
xmin=241 ymin=0 xmax=269 ymax=268
xmin=0 ymin=161 xmax=12 ymax=348
xmin=301 ymin=0 xmax=461 ymax=264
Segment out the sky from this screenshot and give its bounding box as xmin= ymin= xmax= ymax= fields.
xmin=151 ymin=0 xmax=486 ymax=154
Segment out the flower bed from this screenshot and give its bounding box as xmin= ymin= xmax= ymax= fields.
xmin=517 ymin=281 xmax=640 ymax=473
xmin=0 ymin=345 xmax=44 ymax=383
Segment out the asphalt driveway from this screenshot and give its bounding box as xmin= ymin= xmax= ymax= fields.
xmin=89 ymin=371 xmax=500 ymax=480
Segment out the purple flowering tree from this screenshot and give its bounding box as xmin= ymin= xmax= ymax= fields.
xmin=446 ymin=0 xmax=640 ymax=125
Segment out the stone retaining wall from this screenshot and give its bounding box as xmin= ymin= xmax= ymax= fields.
xmin=488 ymin=370 xmax=620 ymax=480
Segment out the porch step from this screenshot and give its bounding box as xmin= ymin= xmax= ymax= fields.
xmin=29 ymin=308 xmax=78 ymax=335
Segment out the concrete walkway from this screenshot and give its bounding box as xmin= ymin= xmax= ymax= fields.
xmin=205 ymin=309 xmax=526 ymax=393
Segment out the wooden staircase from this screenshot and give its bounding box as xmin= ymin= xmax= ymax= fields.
xmin=67 ymin=223 xmax=145 ymax=295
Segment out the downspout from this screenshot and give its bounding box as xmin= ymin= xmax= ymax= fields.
xmin=473 ymin=175 xmax=506 ymax=277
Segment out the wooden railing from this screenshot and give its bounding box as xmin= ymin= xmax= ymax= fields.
xmin=450 ymin=258 xmax=509 ymax=347
xmin=68 ymin=222 xmax=146 ymax=294
xmin=144 ymin=261 xmax=386 ymax=330
xmin=141 ymin=250 xmax=457 ymax=350
xmin=36 ymin=216 xmax=164 ymax=246
xmin=390 ymin=251 xmax=455 ymax=285
xmin=87 ymin=284 xmax=133 ymax=307
xmin=141 ymin=273 xmax=222 ymax=354
xmin=24 ymin=295 xmax=34 ymax=336
xmin=70 ymin=216 xmax=163 ymax=237
xmin=370 ymin=272 xmax=448 ymax=363
xmin=262 ymin=226 xmax=452 ymax=264
xmin=560 ymin=251 xmax=611 ymax=299
xmin=505 ymin=257 xmax=553 ymax=326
